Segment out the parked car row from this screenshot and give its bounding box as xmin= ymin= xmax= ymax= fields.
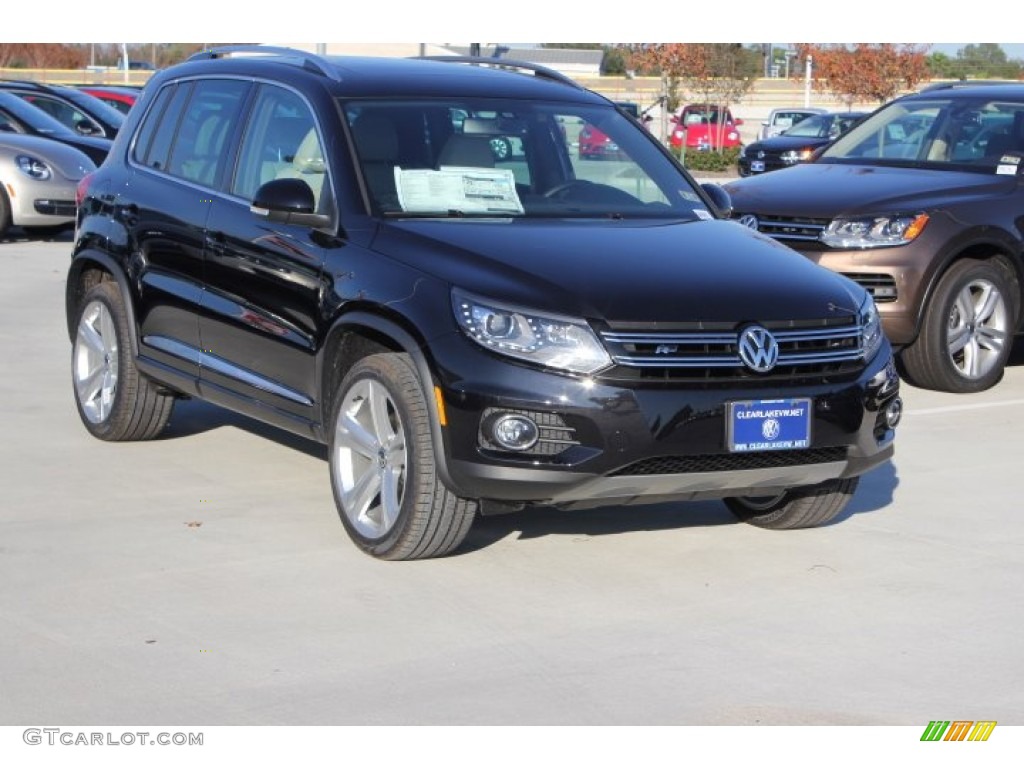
xmin=0 ymin=79 xmax=139 ymax=237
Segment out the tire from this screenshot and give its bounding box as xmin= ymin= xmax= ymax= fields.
xmin=0 ymin=186 xmax=11 ymax=238
xmin=900 ymin=258 xmax=1017 ymax=393
xmin=71 ymin=280 xmax=174 ymax=441
xmin=724 ymin=477 xmax=859 ymax=530
xmin=329 ymin=352 xmax=477 ymax=560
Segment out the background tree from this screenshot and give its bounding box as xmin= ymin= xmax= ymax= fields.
xmin=630 ymin=43 xmax=759 ymax=148
xmin=795 ymin=44 xmax=930 ymax=108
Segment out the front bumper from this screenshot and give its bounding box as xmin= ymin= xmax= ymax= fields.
xmin=4 ymin=177 xmax=78 ymax=228
xmin=431 ymin=334 xmax=900 ymax=509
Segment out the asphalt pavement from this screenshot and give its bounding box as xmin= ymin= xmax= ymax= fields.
xmin=2 ymin=232 xmax=1023 ymax=726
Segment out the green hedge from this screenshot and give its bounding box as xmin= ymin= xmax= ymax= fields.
xmin=674 ymin=146 xmax=741 ymax=173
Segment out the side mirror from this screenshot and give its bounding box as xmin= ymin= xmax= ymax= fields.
xmin=700 ymin=183 xmax=733 ymax=219
xmin=251 ymin=178 xmax=330 ymax=228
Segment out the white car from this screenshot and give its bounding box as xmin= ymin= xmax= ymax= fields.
xmin=759 ymin=107 xmax=827 ymax=140
xmin=0 ymin=133 xmax=94 ymax=238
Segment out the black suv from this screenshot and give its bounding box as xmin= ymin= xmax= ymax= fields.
xmin=726 ymin=83 xmax=1024 ymax=393
xmin=66 ymin=47 xmax=901 ymax=560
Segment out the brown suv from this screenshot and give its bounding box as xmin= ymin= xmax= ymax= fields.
xmin=724 ymin=82 xmax=1024 ymax=393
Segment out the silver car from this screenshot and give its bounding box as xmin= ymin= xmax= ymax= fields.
xmin=0 ymin=133 xmax=95 ymax=238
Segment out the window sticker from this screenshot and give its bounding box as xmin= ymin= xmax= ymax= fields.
xmin=395 ymin=167 xmax=524 ymax=214
xmin=997 ymin=154 xmax=1021 ymax=176
xmin=693 ymin=208 xmax=713 ymax=220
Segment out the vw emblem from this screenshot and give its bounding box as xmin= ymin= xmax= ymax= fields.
xmin=756 ymin=150 xmax=765 ymax=159
xmin=738 ymin=325 xmax=779 ymax=372
xmin=762 ymin=418 xmax=780 ymax=440
xmin=737 ymin=214 xmax=759 ymax=230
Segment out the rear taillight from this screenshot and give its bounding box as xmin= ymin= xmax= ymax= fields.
xmin=76 ymin=172 xmax=95 ymax=208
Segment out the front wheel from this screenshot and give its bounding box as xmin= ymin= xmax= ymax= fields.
xmin=725 ymin=477 xmax=859 ymax=530
xmin=329 ymin=353 xmax=476 ymax=560
xmin=900 ymin=258 xmax=1017 ymax=393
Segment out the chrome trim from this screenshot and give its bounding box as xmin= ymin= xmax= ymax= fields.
xmin=143 ymin=335 xmax=313 ymax=405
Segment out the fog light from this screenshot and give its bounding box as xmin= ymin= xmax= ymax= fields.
xmin=491 ymin=414 xmax=539 ymax=451
xmin=884 ymin=398 xmax=903 ymax=428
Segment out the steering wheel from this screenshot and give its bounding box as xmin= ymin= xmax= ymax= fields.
xmin=543 ymin=179 xmax=596 ymax=199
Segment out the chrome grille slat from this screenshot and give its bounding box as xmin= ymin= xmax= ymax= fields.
xmin=599 ymin=321 xmax=865 ymax=377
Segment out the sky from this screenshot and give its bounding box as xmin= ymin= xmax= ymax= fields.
xmin=1 ymin=1 xmax=1021 ymax=52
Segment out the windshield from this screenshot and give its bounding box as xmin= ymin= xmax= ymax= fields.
xmin=783 ymin=114 xmax=833 ymax=138
xmin=58 ymin=87 xmax=126 ymax=130
xmin=0 ymin=91 xmax=76 ymax=137
xmin=343 ymin=98 xmax=713 ymax=219
xmin=821 ymin=96 xmax=1024 ymax=171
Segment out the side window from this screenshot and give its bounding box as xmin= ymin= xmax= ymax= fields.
xmin=25 ymin=95 xmax=100 ymax=135
xmin=230 ymin=85 xmax=327 ymax=211
xmin=135 ymin=83 xmax=192 ymax=172
xmin=166 ymin=80 xmax=249 ymax=187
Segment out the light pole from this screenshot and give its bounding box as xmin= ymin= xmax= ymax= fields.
xmin=804 ymin=54 xmax=813 ymax=108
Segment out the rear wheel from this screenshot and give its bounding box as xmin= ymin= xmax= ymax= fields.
xmin=725 ymin=477 xmax=859 ymax=530
xmin=71 ymin=281 xmax=174 ymax=441
xmin=901 ymin=259 xmax=1016 ymax=393
xmin=329 ymin=353 xmax=476 ymax=560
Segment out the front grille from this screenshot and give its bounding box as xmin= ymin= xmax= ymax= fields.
xmin=842 ymin=272 xmax=898 ymax=303
xmin=33 ymin=199 xmax=76 ymax=217
xmin=599 ymin=318 xmax=865 ymax=383
xmin=735 ymin=213 xmax=829 ymax=242
xmin=609 ymin=447 xmax=847 ymax=476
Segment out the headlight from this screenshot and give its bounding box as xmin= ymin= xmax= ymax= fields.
xmin=860 ymin=294 xmax=883 ymax=361
xmin=822 ymin=213 xmax=929 ymax=249
xmin=780 ymin=148 xmax=815 ymax=165
xmin=452 ymin=289 xmax=611 ymax=375
xmin=739 ymin=145 xmax=748 ymax=158
xmin=16 ymin=155 xmax=52 ymax=181
xmin=727 ymin=131 xmax=738 ymax=141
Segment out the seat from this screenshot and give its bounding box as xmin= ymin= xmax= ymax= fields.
xmin=274 ymin=128 xmax=327 ymax=209
xmin=350 ymin=114 xmax=400 ymax=209
xmin=438 ymin=135 xmax=495 ymax=168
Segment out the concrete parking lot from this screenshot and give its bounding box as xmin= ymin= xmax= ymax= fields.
xmin=2 ymin=232 xmax=1023 ymax=726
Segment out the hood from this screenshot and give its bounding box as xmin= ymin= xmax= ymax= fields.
xmin=374 ymin=218 xmax=865 ymax=324
xmin=0 ymin=133 xmax=96 ymax=180
xmin=724 ymin=162 xmax=1017 ymax=217
xmin=745 ymin=135 xmax=830 ymax=154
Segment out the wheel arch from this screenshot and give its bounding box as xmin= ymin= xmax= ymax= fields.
xmin=66 ymin=250 xmax=141 ymax=357
xmin=317 ymin=310 xmax=463 ymax=497
xmin=912 ymin=233 xmax=1024 ymax=341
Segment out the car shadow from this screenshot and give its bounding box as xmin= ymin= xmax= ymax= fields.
xmin=1 ymin=226 xmax=75 ymax=243
xmin=159 ymin=396 xmax=899 ymax=552
xmin=161 ymin=397 xmax=326 ymax=461
xmin=458 ymin=458 xmax=899 ymax=554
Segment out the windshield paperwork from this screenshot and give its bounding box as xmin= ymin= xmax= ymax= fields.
xmin=343 ymin=98 xmax=713 ymax=219
xmin=821 ymin=96 xmax=1024 ymax=171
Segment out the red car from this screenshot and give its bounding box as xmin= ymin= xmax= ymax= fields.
xmin=670 ymin=104 xmax=743 ymax=151
xmin=77 ymin=86 xmax=140 ymax=115
xmin=578 ymin=123 xmax=625 ymax=160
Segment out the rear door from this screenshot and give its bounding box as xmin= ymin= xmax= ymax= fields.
xmin=123 ymin=78 xmax=251 ymax=389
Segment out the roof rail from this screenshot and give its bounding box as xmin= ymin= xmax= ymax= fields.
xmin=921 ymin=79 xmax=1022 ymax=92
xmin=414 ymin=55 xmax=584 ymax=90
xmin=187 ymin=45 xmax=337 ymax=80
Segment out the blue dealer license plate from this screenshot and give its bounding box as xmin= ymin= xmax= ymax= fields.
xmin=727 ymin=398 xmax=812 ymax=452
